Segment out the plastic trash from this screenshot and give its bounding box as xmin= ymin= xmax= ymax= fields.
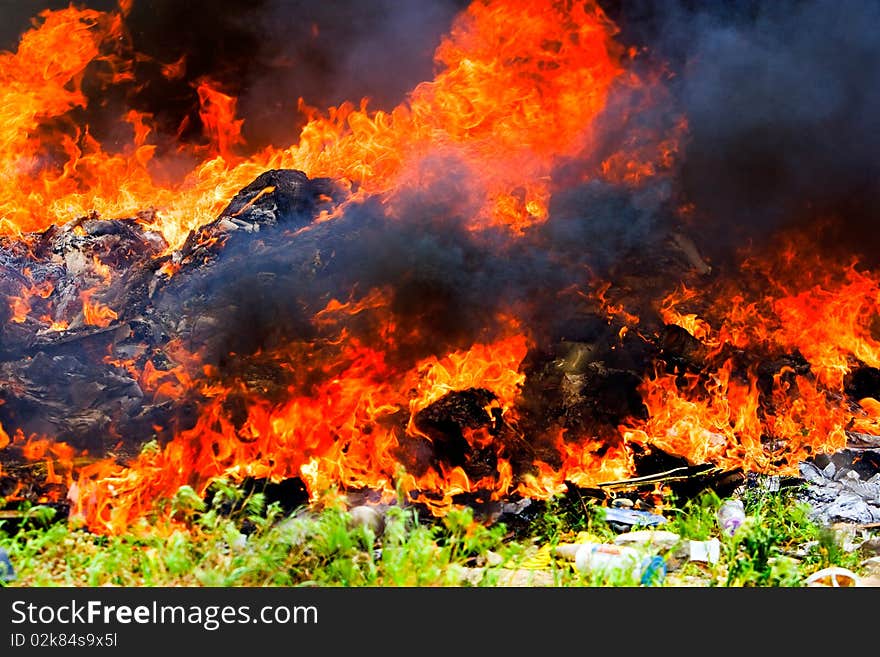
xmin=554 ymin=543 xmax=583 ymax=561
xmin=603 ymin=507 xmax=668 ymax=531
xmin=572 ymin=543 xmax=666 ymax=586
xmin=573 ymin=543 xmax=639 ymax=578
xmin=0 ymin=548 xmax=16 ymax=583
xmin=349 ymin=505 xmax=385 ymax=536
xmin=687 ymin=538 xmax=721 ymax=564
xmin=717 ymin=499 xmax=746 ymax=536
xmin=805 ymin=566 xmax=862 ymax=587
xmin=639 ymin=555 xmax=668 ymax=586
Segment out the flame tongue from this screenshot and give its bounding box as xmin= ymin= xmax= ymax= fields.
xmin=67 ymin=332 xmax=532 ymax=533
xmin=0 ymin=0 xmax=628 ymax=250
xmin=1 ymin=0 xmax=877 ymax=535
xmin=642 ymin=237 xmax=880 ymax=474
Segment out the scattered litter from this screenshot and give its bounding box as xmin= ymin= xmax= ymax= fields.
xmin=603 ymin=507 xmax=668 ymax=532
xmin=553 ymin=543 xmax=582 ymax=561
xmin=484 ymin=551 xmax=505 ymax=567
xmin=805 ymin=566 xmax=862 ymax=587
xmin=758 ymin=475 xmax=781 ymax=492
xmin=800 ymin=461 xmax=826 ymax=485
xmin=829 ymin=523 xmax=861 ymax=553
xmin=859 ymin=556 xmax=880 ymax=579
xmin=0 ymin=548 xmax=15 ymax=583
xmin=639 ymin=556 xmax=667 ymax=586
xmin=717 ymin=499 xmax=746 ymax=536
xmin=553 ymin=532 xmax=604 ymax=561
xmin=556 ymin=542 xmax=665 ymax=585
xmin=829 ymin=495 xmax=877 ymax=524
xmin=228 ymin=532 xmax=248 ymax=552
xmin=613 ymin=530 xmax=681 ymax=551
xmin=554 ymin=536 xmax=666 ymax=586
xmin=860 ymin=537 xmax=880 ymax=557
xmin=687 ymin=538 xmax=721 ymax=565
xmin=663 ymin=538 xmax=723 ymax=571
xmin=799 ymin=449 xmax=880 ymax=525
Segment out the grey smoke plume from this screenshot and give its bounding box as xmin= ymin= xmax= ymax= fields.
xmin=606 ymin=0 xmax=880 ymax=261
xmin=123 ymin=0 xmax=469 ymax=149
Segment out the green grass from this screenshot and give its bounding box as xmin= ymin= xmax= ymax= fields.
xmin=0 ymin=481 xmax=875 ymax=587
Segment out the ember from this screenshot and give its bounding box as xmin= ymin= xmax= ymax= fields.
xmin=1 ymin=0 xmax=880 ymax=537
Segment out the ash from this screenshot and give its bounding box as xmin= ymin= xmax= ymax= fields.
xmin=797 ymin=437 xmax=880 ymax=525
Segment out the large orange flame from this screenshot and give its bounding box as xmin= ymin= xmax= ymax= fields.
xmin=0 ymin=0 xmax=632 ymax=252
xmin=7 ymin=0 xmax=865 ymax=537
xmin=640 ymin=236 xmax=880 ymax=474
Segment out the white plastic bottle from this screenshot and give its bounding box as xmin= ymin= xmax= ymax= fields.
xmin=573 ymin=543 xmax=665 ymax=585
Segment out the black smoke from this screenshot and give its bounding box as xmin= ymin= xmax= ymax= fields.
xmin=2 ymin=0 xmax=467 ymax=151
xmin=126 ymin=0 xmax=464 ymax=148
xmin=603 ymin=0 xmax=880 ymax=263
xmin=8 ymin=0 xmax=879 ymax=259
xmin=121 ymin=0 xmax=469 ymax=149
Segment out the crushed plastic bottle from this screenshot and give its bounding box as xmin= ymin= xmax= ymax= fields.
xmin=573 ymin=543 xmax=666 ymax=586
xmin=717 ymin=499 xmax=746 ymax=536
xmin=603 ymin=507 xmax=668 ymax=531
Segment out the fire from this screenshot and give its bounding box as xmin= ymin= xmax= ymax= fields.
xmin=286 ymin=0 xmax=629 ymax=232
xmin=2 ymin=0 xmax=871 ymax=537
xmin=407 ymin=333 xmax=527 ymax=418
xmin=0 ymin=430 xmax=77 ymax=496
xmin=0 ymin=0 xmax=631 ymax=252
xmin=195 ymin=80 xmax=246 ymax=160
xmin=6 ymin=270 xmax=54 ymax=324
xmin=80 ymin=288 xmax=118 ymax=328
xmin=68 ymin=331 xmax=531 ymax=533
xmin=633 ymin=237 xmax=880 ymax=473
xmin=0 ymin=419 xmax=9 ymax=451
xmin=659 ymin=285 xmax=713 ymax=342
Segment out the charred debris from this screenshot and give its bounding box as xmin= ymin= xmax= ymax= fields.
xmin=1 ymin=169 xmax=877 ymax=529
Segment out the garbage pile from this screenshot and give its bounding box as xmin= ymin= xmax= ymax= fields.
xmin=549 ymin=494 xmax=878 ymax=587
xmin=798 ymin=445 xmax=880 ymax=525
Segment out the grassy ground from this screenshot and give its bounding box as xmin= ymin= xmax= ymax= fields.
xmin=0 ymin=481 xmax=875 ymax=587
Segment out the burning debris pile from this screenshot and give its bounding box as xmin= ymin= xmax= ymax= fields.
xmin=1 ymin=0 xmax=880 ymax=535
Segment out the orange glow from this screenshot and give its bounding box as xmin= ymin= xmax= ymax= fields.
xmin=13 ymin=434 xmax=78 ymax=490
xmin=80 ymin=288 xmax=118 ymax=327
xmin=660 ymin=285 xmax=713 ymax=342
xmin=160 ymin=54 xmax=186 ymax=81
xmin=592 ymin=281 xmax=640 ymax=327
xmin=0 ymin=0 xmax=634 ymax=252
xmin=5 ymin=0 xmax=867 ymax=537
xmin=195 ymin=80 xmax=245 ymax=160
xmin=6 ymin=273 xmax=54 ymax=324
xmin=67 ymin=331 xmax=532 ymax=533
xmin=0 ymin=420 xmax=10 ymax=451
xmin=634 ymin=238 xmax=880 ymax=473
xmin=91 ymin=255 xmax=113 ymax=285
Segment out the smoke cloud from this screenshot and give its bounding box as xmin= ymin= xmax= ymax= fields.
xmin=2 ymin=0 xmax=467 ymax=151
xmin=123 ymin=0 xmax=467 ymax=149
xmin=605 ymin=0 xmax=880 ymax=262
